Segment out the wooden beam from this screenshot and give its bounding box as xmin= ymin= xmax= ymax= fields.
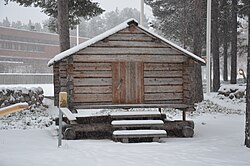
xmin=0 ymin=103 xmax=29 ymax=116
xmin=73 ymin=103 xmax=192 ymax=109
xmin=60 ymin=107 xmax=77 ymax=121
xmin=74 ymin=55 xmax=187 ymax=63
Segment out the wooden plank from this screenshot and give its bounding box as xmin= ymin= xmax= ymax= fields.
xmin=145 ymin=85 xmax=183 ymax=93
xmin=144 ymin=63 xmax=183 ymax=71
xmin=143 ymin=100 xmax=183 ymax=104
xmin=112 ymin=120 xmax=164 ymax=126
xmin=60 ymin=107 xmax=77 ymax=121
xmin=119 ymin=28 xmax=143 ymax=34
xmin=73 ymin=71 xmax=112 ymax=78
xmin=0 ymin=103 xmax=29 ymax=116
xmin=78 ymin=47 xmax=180 ymax=55
xmin=112 ymin=62 xmax=144 ymax=104
xmin=135 ymin=62 xmax=144 ymax=104
xmin=144 ymin=71 xmax=183 ymax=78
xmin=74 ymin=78 xmax=112 ymax=86
xmin=73 ymin=103 xmax=191 ymax=109
xmin=112 ymin=62 xmax=121 ymax=104
xmin=74 ymin=94 xmax=112 ymax=103
xmin=107 ymin=33 xmax=154 ymax=41
xmin=144 ymin=93 xmax=183 ymax=101
xmin=113 ymin=130 xmax=167 ymax=138
xmin=144 ymin=78 xmax=183 ymax=85
xmin=93 ymin=40 xmax=169 ymax=48
xmin=74 ymin=55 xmax=187 ymax=63
xmin=74 ymin=102 xmax=113 ymax=108
xmin=73 ymin=62 xmax=112 ymax=71
xmin=74 ymin=86 xmax=112 ymax=94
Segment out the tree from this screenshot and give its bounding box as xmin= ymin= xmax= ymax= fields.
xmin=212 ymin=0 xmax=220 ymax=91
xmin=221 ymin=0 xmax=230 ymax=82
xmin=146 ymin=0 xmax=205 ymax=102
xmin=192 ymin=0 xmax=205 ymax=102
xmin=241 ymin=0 xmax=250 ymax=148
xmin=145 ymin=0 xmax=195 ymax=47
xmin=231 ymin=0 xmax=238 ymax=84
xmin=246 ymin=7 xmax=250 ymax=148
xmin=4 ymin=0 xmax=104 ymax=27
xmin=2 ymin=17 xmax=11 ymax=27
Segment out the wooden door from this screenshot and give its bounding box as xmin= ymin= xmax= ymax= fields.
xmin=112 ymin=62 xmax=144 ymax=104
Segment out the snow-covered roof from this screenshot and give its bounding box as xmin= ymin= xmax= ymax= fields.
xmin=48 ymin=18 xmax=205 ymax=66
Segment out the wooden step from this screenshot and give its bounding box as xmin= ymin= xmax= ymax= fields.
xmin=113 ymin=129 xmax=167 ymax=143
xmin=110 ymin=111 xmax=165 ymax=120
xmin=112 ymin=120 xmax=164 ymax=129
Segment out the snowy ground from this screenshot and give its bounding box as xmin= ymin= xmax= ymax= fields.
xmin=0 ymin=84 xmax=250 ymax=166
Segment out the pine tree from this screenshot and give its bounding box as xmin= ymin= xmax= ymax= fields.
xmin=220 ymin=0 xmax=231 ymax=82
xmin=241 ymin=0 xmax=250 ymax=148
xmin=2 ymin=17 xmax=11 ymax=27
xmin=231 ymin=0 xmax=238 ymax=84
xmin=146 ymin=0 xmax=205 ymax=102
xmin=212 ymin=0 xmax=220 ymax=91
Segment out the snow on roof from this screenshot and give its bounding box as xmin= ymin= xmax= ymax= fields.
xmin=48 ymin=18 xmax=205 ymax=66
xmin=47 ymin=19 xmax=134 ymax=66
xmin=138 ymin=25 xmax=206 ymax=64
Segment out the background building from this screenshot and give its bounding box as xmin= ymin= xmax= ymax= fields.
xmin=0 ymin=26 xmax=88 ymax=84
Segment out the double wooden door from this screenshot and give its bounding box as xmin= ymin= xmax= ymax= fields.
xmin=112 ymin=62 xmax=144 ymax=104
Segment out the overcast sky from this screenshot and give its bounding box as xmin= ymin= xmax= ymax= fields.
xmin=0 ymin=0 xmax=152 ymax=24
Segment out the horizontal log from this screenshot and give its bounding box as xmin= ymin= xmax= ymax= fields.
xmin=69 ymin=123 xmax=112 ymax=133
xmin=73 ymin=71 xmax=112 ymax=78
xmin=73 ymin=103 xmax=191 ymax=109
xmin=74 ymin=102 xmax=113 ymax=108
xmin=107 ymin=33 xmax=154 ymax=41
xmin=163 ymin=120 xmax=194 ymax=137
xmin=59 ymin=72 xmax=67 ymax=78
xmin=60 ymin=79 xmax=67 ymax=86
xmin=144 ymin=78 xmax=183 ymax=85
xmin=74 ymin=55 xmax=187 ymax=63
xmin=144 ymin=63 xmax=183 ymax=71
xmin=144 ymin=71 xmax=182 ymax=78
xmin=74 ymin=86 xmax=112 ymax=94
xmin=145 ymin=85 xmax=183 ymax=93
xmin=78 ymin=47 xmax=180 ymax=55
xmin=183 ymin=83 xmax=192 ymax=91
xmin=74 ymin=78 xmax=112 ymax=86
xmin=144 ymin=93 xmax=183 ymax=101
xmin=183 ymin=90 xmax=191 ymax=97
xmin=119 ymin=28 xmax=143 ymax=34
xmin=73 ymin=62 xmax=112 ymax=71
xmin=143 ymin=100 xmax=183 ymax=104
xmin=93 ymin=40 xmax=169 ymax=48
xmin=74 ymin=94 xmax=112 ymax=103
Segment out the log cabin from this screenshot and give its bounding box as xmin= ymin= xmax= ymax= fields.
xmin=48 ymin=18 xmax=205 ymax=121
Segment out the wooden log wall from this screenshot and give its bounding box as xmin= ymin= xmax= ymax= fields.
xmin=53 ymin=63 xmax=60 ymax=106
xmin=183 ymin=59 xmax=195 ymax=105
xmin=73 ymin=62 xmax=113 ymax=108
xmin=144 ymin=63 xmax=184 ymax=104
xmin=54 ymin=25 xmax=195 ymax=108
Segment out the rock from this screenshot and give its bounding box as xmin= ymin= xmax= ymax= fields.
xmin=229 ymin=93 xmax=235 ymax=99
xmin=234 ymin=91 xmax=244 ymax=99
